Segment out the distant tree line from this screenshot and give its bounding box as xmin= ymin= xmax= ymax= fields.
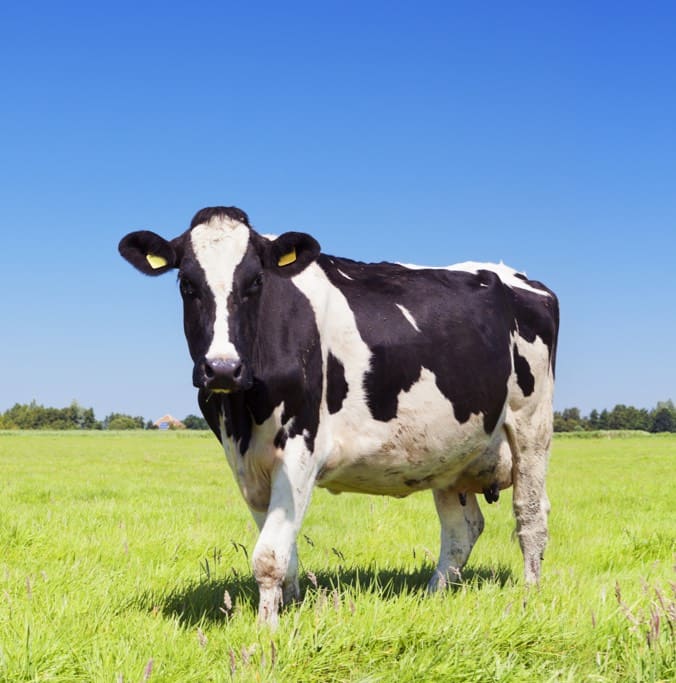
xmin=0 ymin=401 xmax=209 ymax=431
xmin=554 ymin=400 xmax=676 ymax=433
xmin=2 ymin=399 xmax=674 ymax=433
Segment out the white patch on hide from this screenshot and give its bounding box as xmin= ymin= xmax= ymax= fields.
xmin=509 ymin=334 xmax=554 ymax=416
xmin=292 ymin=263 xmax=373 ymax=412
xmin=396 ymin=304 xmax=421 ymax=333
xmin=320 ymin=365 xmax=489 ymax=496
xmin=397 ymin=260 xmax=551 ymax=297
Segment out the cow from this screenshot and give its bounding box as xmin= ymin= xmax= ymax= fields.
xmin=119 ymin=206 xmax=559 ymax=626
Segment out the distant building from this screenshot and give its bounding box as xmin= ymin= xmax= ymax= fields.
xmin=153 ymin=414 xmax=185 ymax=430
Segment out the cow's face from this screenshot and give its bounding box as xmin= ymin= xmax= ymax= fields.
xmin=119 ymin=206 xmax=320 ymax=394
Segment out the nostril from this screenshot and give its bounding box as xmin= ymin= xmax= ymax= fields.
xmin=201 ymin=357 xmax=244 ymax=387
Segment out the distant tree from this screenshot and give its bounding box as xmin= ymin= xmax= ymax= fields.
xmin=553 ymin=401 xmax=676 ymax=433
xmin=651 ymin=406 xmax=676 ymax=433
xmin=604 ymin=404 xmax=650 ymax=431
xmin=0 ymin=400 xmax=101 ymax=429
xmin=553 ymin=407 xmax=584 ymax=432
xmin=588 ymin=409 xmax=600 ymax=430
xmin=1 ymin=401 xmax=42 ymax=429
xmin=63 ymin=400 xmax=100 ymax=430
xmin=630 ymin=407 xmax=651 ymax=431
xmin=183 ymin=414 xmax=209 ymax=430
xmin=607 ymin=404 xmax=628 ymax=430
xmin=562 ymin=407 xmax=581 ymax=422
xmin=103 ymin=413 xmax=145 ymax=430
xmin=0 ymin=414 xmax=16 ymax=429
xmin=553 ymin=413 xmax=568 ymax=432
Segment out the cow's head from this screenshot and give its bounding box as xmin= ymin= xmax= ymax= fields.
xmin=119 ymin=206 xmax=320 ymax=394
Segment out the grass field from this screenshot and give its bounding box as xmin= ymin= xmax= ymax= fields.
xmin=0 ymin=431 xmax=674 ymax=682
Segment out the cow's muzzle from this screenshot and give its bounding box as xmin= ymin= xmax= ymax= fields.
xmin=193 ymin=357 xmax=252 ymax=393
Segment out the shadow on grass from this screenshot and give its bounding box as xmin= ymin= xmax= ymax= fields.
xmin=156 ymin=562 xmax=514 ymax=626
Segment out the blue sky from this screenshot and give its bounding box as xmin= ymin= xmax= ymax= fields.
xmin=1 ymin=2 xmax=674 ymax=422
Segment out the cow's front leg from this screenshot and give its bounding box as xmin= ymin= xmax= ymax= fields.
xmin=250 ymin=509 xmax=300 ymax=606
xmin=252 ymin=438 xmax=316 ymax=627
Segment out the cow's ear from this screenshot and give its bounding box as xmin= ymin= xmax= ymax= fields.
xmin=118 ymin=231 xmax=178 ymax=276
xmin=262 ymin=231 xmax=321 ymax=277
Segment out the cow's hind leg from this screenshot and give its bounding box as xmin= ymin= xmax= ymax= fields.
xmin=428 ymin=488 xmax=484 ymax=591
xmin=282 ymin=542 xmax=300 ymax=604
xmin=507 ymin=419 xmax=551 ymax=585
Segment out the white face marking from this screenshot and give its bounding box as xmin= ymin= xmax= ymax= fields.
xmin=396 ymin=304 xmax=421 ymax=333
xmin=190 ymin=216 xmax=251 ymax=361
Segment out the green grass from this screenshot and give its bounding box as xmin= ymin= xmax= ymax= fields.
xmin=0 ymin=431 xmax=674 ymax=681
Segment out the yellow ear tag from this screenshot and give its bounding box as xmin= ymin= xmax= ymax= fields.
xmin=146 ymin=253 xmax=168 ymax=269
xmin=277 ymin=249 xmax=297 ymax=267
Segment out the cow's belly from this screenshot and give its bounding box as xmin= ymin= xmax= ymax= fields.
xmin=316 ymin=423 xmax=512 ymax=497
xmin=316 ymin=369 xmax=507 ymax=497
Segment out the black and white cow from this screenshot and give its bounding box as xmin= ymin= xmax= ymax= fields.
xmin=119 ymin=206 xmax=559 ymax=626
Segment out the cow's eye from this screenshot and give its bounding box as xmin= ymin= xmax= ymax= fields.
xmin=245 ymin=273 xmax=263 ymax=297
xmin=180 ymin=277 xmax=197 ymax=298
